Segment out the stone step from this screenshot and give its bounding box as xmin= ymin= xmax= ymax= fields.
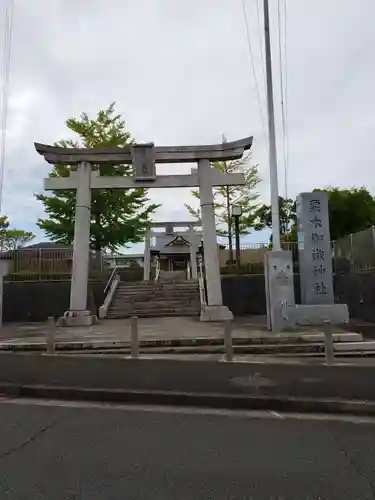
xmin=114 ymin=341 xmax=371 ymax=355
xmin=115 ymin=290 xmax=199 ymax=296
xmin=116 ymin=287 xmax=199 ymax=294
xmin=116 ymin=288 xmax=199 ymax=295
xmin=115 ymin=294 xmax=199 ymax=300
xmin=110 ymin=307 xmax=201 ymax=315
xmin=107 ymin=308 xmax=200 ymax=319
xmin=117 ymin=284 xmax=199 ymax=291
xmin=110 ymin=299 xmax=200 ymax=308
xmin=334 ymin=341 xmax=375 ymax=351
xmin=119 ymin=281 xmax=198 ymax=285
xmin=111 ymin=296 xmax=201 ymax=304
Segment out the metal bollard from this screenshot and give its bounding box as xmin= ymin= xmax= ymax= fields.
xmin=46 ymin=316 xmax=56 ymax=355
xmin=323 ymin=319 xmax=335 ymax=365
xmin=130 ymin=316 xmax=139 ymax=359
xmin=223 ymin=320 xmax=234 ymax=362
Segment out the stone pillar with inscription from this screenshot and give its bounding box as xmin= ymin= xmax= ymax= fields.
xmin=296 ymin=192 xmax=334 ymax=305
xmin=264 ymin=250 xmax=296 ymax=331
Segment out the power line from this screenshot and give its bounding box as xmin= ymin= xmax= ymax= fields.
xmin=241 ymin=0 xmax=268 ymax=150
xmin=0 ymin=0 xmax=14 ymax=214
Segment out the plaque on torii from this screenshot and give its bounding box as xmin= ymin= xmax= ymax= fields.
xmin=35 ymin=137 xmax=253 ymax=326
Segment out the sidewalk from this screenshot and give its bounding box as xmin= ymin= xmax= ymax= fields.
xmin=0 ymin=316 xmax=344 ymax=346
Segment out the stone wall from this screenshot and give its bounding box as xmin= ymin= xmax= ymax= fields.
xmin=334 ymin=271 xmax=375 ymax=323
xmin=3 ymin=272 xmax=375 ymax=323
xmin=221 ymin=272 xmax=375 ymax=323
xmin=3 ymin=281 xmax=103 ymax=322
xmin=221 ymin=274 xmax=301 ymax=315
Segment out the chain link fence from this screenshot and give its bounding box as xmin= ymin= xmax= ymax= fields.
xmin=220 ymin=230 xmax=375 ymax=275
xmin=334 ymin=226 xmax=375 ymax=271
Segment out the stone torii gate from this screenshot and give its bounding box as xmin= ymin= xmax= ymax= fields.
xmin=144 ymin=220 xmax=202 ymax=281
xmin=35 ymin=137 xmax=252 ymax=326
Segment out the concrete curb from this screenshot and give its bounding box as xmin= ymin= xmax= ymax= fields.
xmin=0 ymin=383 xmax=374 ymax=417
xmin=0 ymin=333 xmax=362 ymax=353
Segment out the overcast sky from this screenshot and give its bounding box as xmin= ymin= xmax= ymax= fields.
xmin=1 ymin=0 xmax=374 ymax=252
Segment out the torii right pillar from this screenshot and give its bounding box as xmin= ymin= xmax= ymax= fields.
xmin=198 ymin=158 xmax=233 ymax=321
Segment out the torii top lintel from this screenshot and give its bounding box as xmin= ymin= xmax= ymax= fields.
xmin=34 ymin=136 xmax=253 ymax=165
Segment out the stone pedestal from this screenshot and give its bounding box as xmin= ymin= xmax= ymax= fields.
xmin=296 ymin=192 xmax=334 ymax=304
xmin=57 ymin=310 xmax=98 ymax=327
xmin=200 ymin=305 xmax=233 ymax=322
xmin=295 ymin=304 xmax=349 ymax=326
xmin=265 ymin=250 xmax=296 ymax=331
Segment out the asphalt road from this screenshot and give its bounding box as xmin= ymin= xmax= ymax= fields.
xmin=0 ymin=400 xmax=374 ymax=499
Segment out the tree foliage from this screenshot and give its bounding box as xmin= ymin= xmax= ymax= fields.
xmin=255 ymin=197 xmax=296 ymax=240
xmin=0 ymin=216 xmax=35 ymax=251
xmin=35 ymin=103 xmax=159 ymax=252
xmin=314 ymin=187 xmax=375 ymax=240
xmin=255 ymin=188 xmax=375 ymax=243
xmin=185 ymin=151 xmax=261 ymax=258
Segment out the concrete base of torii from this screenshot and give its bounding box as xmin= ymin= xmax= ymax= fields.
xmin=57 ymin=310 xmax=98 ymax=327
xmin=200 ymin=305 xmax=233 ymax=322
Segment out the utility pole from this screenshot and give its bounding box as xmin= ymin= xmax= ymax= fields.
xmin=263 ymin=0 xmax=281 ymax=250
xmin=232 ymin=205 xmax=242 ymax=271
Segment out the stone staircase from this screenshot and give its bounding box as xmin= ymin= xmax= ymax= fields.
xmin=158 ymin=270 xmax=186 ymax=281
xmin=107 ymin=279 xmax=201 ymax=319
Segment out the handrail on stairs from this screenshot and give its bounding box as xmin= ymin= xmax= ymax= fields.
xmin=99 ymin=266 xmax=120 ymax=319
xmin=104 ymin=266 xmax=118 ymax=296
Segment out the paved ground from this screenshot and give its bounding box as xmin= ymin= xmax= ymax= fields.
xmin=0 ymin=399 xmax=374 ymax=499
xmin=0 ymin=316 xmax=344 ymax=345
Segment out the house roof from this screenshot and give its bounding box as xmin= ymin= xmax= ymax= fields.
xmin=24 ymin=242 xmax=73 ymax=250
xmin=164 ymin=235 xmax=191 ymax=247
xmin=151 ymin=231 xmax=202 ymax=255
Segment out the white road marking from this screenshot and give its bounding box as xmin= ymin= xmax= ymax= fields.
xmin=0 ymin=397 xmax=374 ymax=424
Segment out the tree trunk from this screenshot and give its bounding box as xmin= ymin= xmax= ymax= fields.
xmin=93 ymin=213 xmax=102 ymax=274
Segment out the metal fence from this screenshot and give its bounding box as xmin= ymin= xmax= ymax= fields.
xmin=3 ymin=228 xmax=374 ymax=280
xmin=0 ymin=248 xmax=104 ymax=280
xmin=221 ymin=227 xmax=375 ymax=272
xmin=334 ymin=227 xmax=375 ymax=271
xmin=219 ymin=241 xmax=299 ymax=268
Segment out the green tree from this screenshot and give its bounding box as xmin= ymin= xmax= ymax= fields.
xmin=314 ymin=187 xmax=375 ymax=240
xmin=185 ymin=152 xmax=261 ymax=262
xmin=255 ymin=197 xmax=296 ymax=240
xmin=35 ymin=103 xmax=159 ymax=252
xmin=0 ymin=216 xmax=35 ymax=251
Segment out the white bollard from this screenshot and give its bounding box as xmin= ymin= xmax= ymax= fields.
xmin=130 ymin=316 xmax=139 ymax=359
xmin=46 ymin=316 xmax=56 ymax=355
xmin=323 ymin=319 xmax=335 ymax=365
xmin=223 ymin=320 xmax=233 ymax=362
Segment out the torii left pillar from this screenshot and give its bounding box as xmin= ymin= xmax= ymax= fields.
xmin=57 ymin=161 xmax=97 ymax=326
